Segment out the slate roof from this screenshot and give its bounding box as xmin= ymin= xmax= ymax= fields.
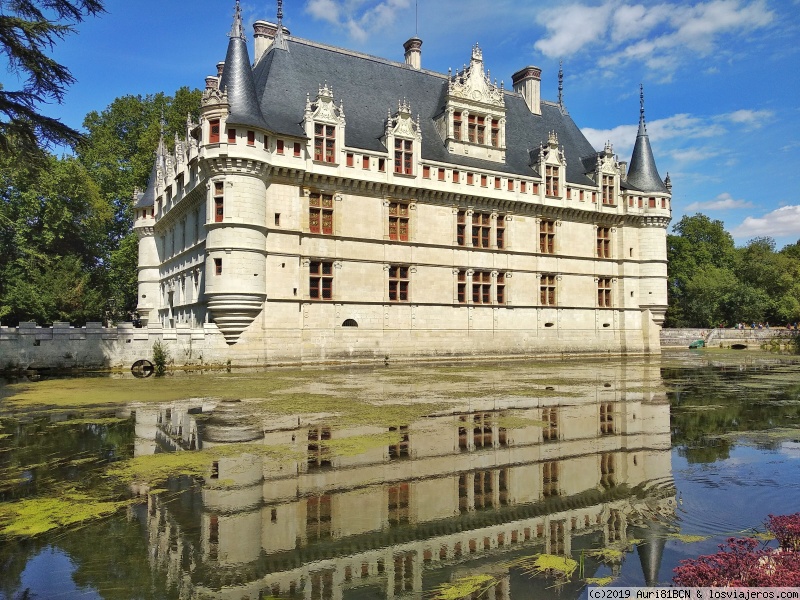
xmin=220 ymin=32 xmax=269 ymax=130
xmin=251 ymin=37 xmax=602 ymax=186
xmin=626 ymin=118 xmax=667 ymax=193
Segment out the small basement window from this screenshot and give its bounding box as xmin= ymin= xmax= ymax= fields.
xmin=342 ymin=319 xmax=358 ymax=327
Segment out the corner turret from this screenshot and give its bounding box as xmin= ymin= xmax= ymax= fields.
xmin=626 ymin=85 xmax=667 ymax=193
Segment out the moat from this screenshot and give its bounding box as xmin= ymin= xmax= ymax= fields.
xmin=1 ymin=350 xmax=799 ymax=599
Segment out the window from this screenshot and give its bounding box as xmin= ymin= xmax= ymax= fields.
xmin=545 ymin=165 xmax=559 ymax=196
xmin=494 ymin=177 xmax=501 ymax=189
xmin=422 ymin=165 xmax=430 ymax=178
xmin=457 ymin=269 xmax=466 ymax=303
xmin=310 ymin=261 xmax=333 ymax=300
xmin=542 ymin=461 xmax=559 ymax=497
xmin=438 ymin=168 xmax=445 ymax=182
xmin=309 ymin=193 xmax=333 ymax=235
xmin=473 ymin=470 xmax=493 ymax=509
xmin=388 ymin=202 xmax=409 ymax=241
xmin=480 ymin=174 xmax=487 ymax=187
xmin=378 ymin=158 xmax=386 ymax=172
xmin=247 ymin=130 xmax=255 ymax=146
xmin=540 ymin=274 xmax=556 ymax=306
xmin=601 ymin=453 xmax=616 ymax=488
xmin=308 ymin=427 xmax=332 ymax=469
xmin=467 ymin=172 xmax=474 ymax=185
xmin=533 ymin=182 xmax=540 ymax=194
xmin=388 ymin=483 xmax=409 ymax=526
xmin=472 ymin=212 xmax=491 ymax=248
xmin=520 ymin=181 xmax=527 ymax=193
xmin=508 ymin=179 xmax=514 ymax=191
xmin=394 ymin=139 xmax=413 ymax=175
xmin=542 ymin=407 xmax=558 ymax=441
xmin=472 ymin=270 xmax=491 ymax=304
xmin=453 ymin=170 xmax=460 ymax=184
xmin=208 ymin=119 xmax=220 ymax=143
xmin=539 ymin=220 xmax=555 ymax=254
xmin=491 ymin=119 xmax=500 ymax=147
xmin=314 ymin=124 xmax=336 ymax=163
xmin=306 ymin=494 xmax=332 ymax=541
xmin=602 ymin=174 xmax=614 ymax=205
xmin=213 ymin=181 xmax=224 ymax=222
xmin=496 ymin=272 xmax=506 ymax=304
xmin=276 ymin=139 xmax=284 ymax=154
xmin=274 ymin=213 xmax=280 ymax=226
xmin=388 ymin=265 xmax=409 ymax=301
xmin=388 ymin=426 xmax=409 ymax=459
xmin=227 ymin=128 xmax=236 ymax=144
xmin=453 ymin=111 xmax=462 ymax=139
xmin=294 ymin=142 xmax=301 ymax=157
xmin=649 ymin=197 xmax=656 ymax=208
xmin=598 ymin=277 xmax=612 ymax=307
xmin=496 ymin=217 xmax=505 ymax=249
xmin=214 ymin=258 xmax=222 ymax=275
xmin=597 ymin=226 xmax=611 ymax=258
xmin=346 ymin=152 xmax=354 ymax=167
xmin=362 ymin=155 xmax=370 ymax=169
xmin=600 ymin=402 xmax=615 ymax=434
xmin=457 ymin=211 xmax=467 ymax=246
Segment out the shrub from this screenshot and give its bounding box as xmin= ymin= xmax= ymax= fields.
xmin=673 ymin=514 xmax=800 ymax=587
xmin=152 ymin=340 xmax=169 ymax=376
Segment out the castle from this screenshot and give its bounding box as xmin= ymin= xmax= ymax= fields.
xmin=132 ymin=2 xmax=671 ymax=363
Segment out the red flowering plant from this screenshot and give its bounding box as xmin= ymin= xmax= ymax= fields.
xmin=673 ymin=513 xmax=800 ymax=587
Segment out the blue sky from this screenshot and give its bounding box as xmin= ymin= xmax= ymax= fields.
xmin=32 ymin=0 xmax=800 ymax=247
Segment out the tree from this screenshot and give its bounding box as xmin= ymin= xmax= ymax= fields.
xmin=0 ymin=0 xmax=104 ymax=158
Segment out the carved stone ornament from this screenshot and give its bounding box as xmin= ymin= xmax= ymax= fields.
xmin=597 ymin=140 xmax=619 ymax=175
xmin=202 ymin=86 xmax=228 ymax=108
xmin=305 ymin=83 xmax=345 ymax=126
xmin=448 ymin=44 xmax=505 ymax=108
xmin=386 ymin=99 xmax=421 ymax=141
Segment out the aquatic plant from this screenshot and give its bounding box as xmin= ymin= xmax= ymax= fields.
xmin=152 ymin=340 xmax=169 ymax=375
xmin=430 ymin=574 xmax=497 ymax=599
xmin=673 ymin=514 xmax=800 ymax=586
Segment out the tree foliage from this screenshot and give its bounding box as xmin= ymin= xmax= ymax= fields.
xmin=666 ymin=214 xmax=800 ymax=327
xmin=0 ymin=0 xmax=104 ymax=158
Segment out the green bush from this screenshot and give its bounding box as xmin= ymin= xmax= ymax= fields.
xmin=152 ymin=340 xmax=169 ymax=375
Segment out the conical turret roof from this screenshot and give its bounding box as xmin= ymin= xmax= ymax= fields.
xmin=219 ymin=1 xmax=268 ymax=130
xmin=627 ymin=86 xmax=667 ymax=193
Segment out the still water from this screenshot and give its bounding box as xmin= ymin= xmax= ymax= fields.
xmin=1 ymin=351 xmax=799 ymax=599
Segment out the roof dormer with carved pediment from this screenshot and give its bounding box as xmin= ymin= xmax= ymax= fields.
xmin=383 ymin=99 xmax=421 ymax=177
xmin=303 ymin=83 xmax=346 ymax=164
xmin=434 ymin=44 xmax=507 ymax=164
xmin=532 ymin=131 xmax=567 ymax=199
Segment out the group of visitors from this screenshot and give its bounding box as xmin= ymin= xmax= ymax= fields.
xmin=729 ymin=322 xmax=799 ymax=330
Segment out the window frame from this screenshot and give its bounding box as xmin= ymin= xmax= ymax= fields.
xmin=540 ymin=274 xmax=557 ymax=306
xmin=539 ymin=220 xmax=555 ymax=254
xmin=597 ymin=226 xmax=612 ymax=259
xmin=388 ymin=265 xmax=410 ymax=302
xmin=309 ymin=260 xmax=334 ymax=300
xmin=314 ymin=123 xmax=336 ymax=163
xmin=388 ymin=201 xmax=410 ymax=242
xmin=309 ymin=193 xmax=334 ymax=235
xmin=394 ymin=138 xmax=413 ymax=175
xmin=597 ymin=277 xmax=612 ymax=308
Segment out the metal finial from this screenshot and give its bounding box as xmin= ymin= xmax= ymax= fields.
xmin=639 ymin=83 xmax=645 ymax=122
xmin=277 ymin=0 xmax=283 ymax=22
xmin=558 ymin=60 xmax=564 ymax=106
xmin=228 ymin=0 xmax=244 ymax=39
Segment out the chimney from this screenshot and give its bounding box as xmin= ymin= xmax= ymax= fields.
xmin=216 ymin=61 xmax=225 ymax=80
xmin=403 ymin=37 xmax=422 ymax=70
xmin=253 ymin=21 xmax=290 ymax=61
xmin=205 ymin=76 xmax=219 ymax=91
xmin=512 ymin=66 xmax=541 ymax=115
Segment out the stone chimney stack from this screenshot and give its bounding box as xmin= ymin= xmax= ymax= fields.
xmin=216 ymin=61 xmax=225 ymax=80
xmin=253 ymin=21 xmax=291 ymax=62
xmin=512 ymin=66 xmax=542 ymax=115
xmin=403 ymin=37 xmax=422 ymax=70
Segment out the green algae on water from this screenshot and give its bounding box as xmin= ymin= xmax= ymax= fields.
xmin=431 ymin=574 xmax=498 ymax=600
xmin=0 ymin=490 xmax=127 ymax=537
xmin=517 ymin=553 xmax=578 ymax=579
xmin=586 ymin=576 xmax=615 ymax=586
xmin=670 ymin=533 xmax=710 ymax=543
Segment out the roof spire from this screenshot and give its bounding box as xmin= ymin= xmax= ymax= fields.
xmin=558 ymin=60 xmax=564 ymax=107
xmin=627 ymin=84 xmax=666 ymax=193
xmin=639 ymin=83 xmax=646 ymax=133
xmin=229 ymin=0 xmax=245 ymax=40
xmin=273 ymin=0 xmax=288 ymax=51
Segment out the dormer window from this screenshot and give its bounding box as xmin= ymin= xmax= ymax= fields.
xmin=546 ymin=165 xmax=560 ymax=197
xmin=314 ymin=124 xmax=336 ymax=163
xmin=602 ymin=175 xmax=614 ymax=205
xmin=394 ymin=139 xmax=413 ymax=175
xmin=304 ymin=83 xmax=345 ymax=165
xmin=437 ymin=44 xmax=506 ymax=164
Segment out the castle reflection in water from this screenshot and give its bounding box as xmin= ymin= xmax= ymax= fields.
xmin=131 ymin=362 xmax=676 ymax=599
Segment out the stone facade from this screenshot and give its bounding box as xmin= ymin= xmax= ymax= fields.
xmin=129 ymin=2 xmax=672 ymax=365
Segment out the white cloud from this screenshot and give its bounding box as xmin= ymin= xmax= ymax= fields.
xmin=719 ymin=109 xmax=774 ymax=128
xmin=305 ymin=0 xmax=411 ymax=41
xmin=685 ymin=192 xmax=754 ymax=211
xmin=731 ymin=205 xmax=800 ymax=239
xmin=536 ymin=0 xmax=773 ymax=76
xmin=534 ymin=3 xmax=614 ymax=57
xmin=306 ymin=0 xmax=342 ymax=25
